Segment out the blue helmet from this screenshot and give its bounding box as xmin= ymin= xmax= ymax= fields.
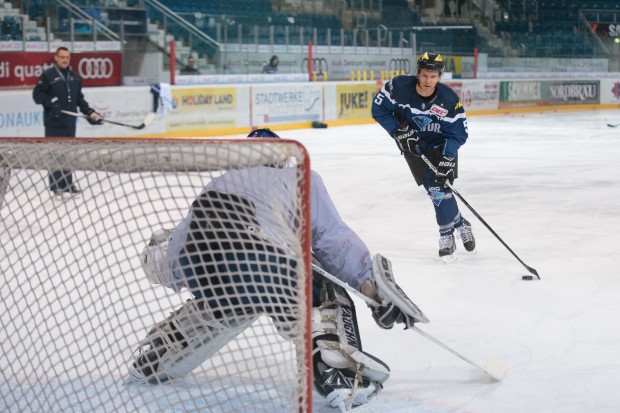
xmin=247 ymin=128 xmax=280 ymax=138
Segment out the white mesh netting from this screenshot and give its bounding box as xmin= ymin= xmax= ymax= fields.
xmin=0 ymin=138 xmax=312 ymax=413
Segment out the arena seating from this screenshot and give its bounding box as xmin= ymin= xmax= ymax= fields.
xmin=493 ymin=0 xmax=617 ymax=57
xmin=6 ymin=0 xmax=610 ymax=62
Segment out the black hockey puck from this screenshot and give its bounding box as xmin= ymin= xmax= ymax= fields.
xmin=522 ymin=275 xmax=534 ymax=280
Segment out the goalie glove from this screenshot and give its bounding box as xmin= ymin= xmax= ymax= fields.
xmin=372 ymin=302 xmax=417 ymax=330
xmin=365 ymin=278 xmax=416 ymax=330
xmin=364 ymin=254 xmax=429 ymax=330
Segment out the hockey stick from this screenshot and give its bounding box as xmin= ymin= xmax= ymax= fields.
xmin=311 ymin=262 xmax=505 ymax=381
xmin=311 ymin=262 xmax=381 ymax=307
xmin=61 ymin=110 xmax=157 ymax=130
xmin=420 ymin=154 xmax=540 ymax=279
xmin=412 ymin=327 xmax=506 ymax=381
xmin=607 ymin=123 xmax=620 ymax=128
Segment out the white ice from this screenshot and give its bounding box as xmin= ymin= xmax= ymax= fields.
xmin=293 ymin=109 xmax=620 ymax=413
xmin=2 ymin=108 xmax=620 ymax=413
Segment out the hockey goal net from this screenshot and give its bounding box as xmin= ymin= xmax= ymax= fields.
xmin=0 ymin=138 xmax=312 ymax=413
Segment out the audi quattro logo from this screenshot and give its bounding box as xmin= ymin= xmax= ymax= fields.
xmin=77 ymin=58 xmax=114 ymax=79
xmin=301 ymin=57 xmax=328 ymax=74
xmin=389 ymin=58 xmax=411 ymax=73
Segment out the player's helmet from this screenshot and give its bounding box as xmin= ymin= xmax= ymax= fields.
xmin=247 ymin=128 xmax=280 ymax=138
xmin=416 ymin=52 xmax=445 ymax=74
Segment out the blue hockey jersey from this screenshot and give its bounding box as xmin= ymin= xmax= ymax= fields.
xmin=372 ymin=75 xmax=468 ymax=158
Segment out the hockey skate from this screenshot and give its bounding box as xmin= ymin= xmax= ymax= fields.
xmin=457 ymin=218 xmax=476 ymax=252
xmin=316 ymin=363 xmax=381 ymax=412
xmin=438 ymin=233 xmax=456 ymax=262
xmin=52 ymin=186 xmax=81 ymax=199
xmin=126 ymin=299 xmax=256 ymax=385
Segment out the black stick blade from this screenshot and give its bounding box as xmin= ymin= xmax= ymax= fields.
xmin=526 ymin=266 xmax=540 ymax=279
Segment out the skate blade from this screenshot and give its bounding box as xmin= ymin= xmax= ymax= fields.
xmin=123 ymin=366 xmax=147 ymax=386
xmin=337 ymin=394 xmax=381 ymax=412
xmin=52 ymin=192 xmax=81 ymax=200
xmin=123 ymin=367 xmax=168 ymax=386
xmin=441 ymin=253 xmax=458 ymax=263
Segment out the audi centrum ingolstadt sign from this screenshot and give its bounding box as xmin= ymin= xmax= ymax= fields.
xmin=388 ymin=58 xmax=411 ymax=73
xmin=0 ymin=52 xmax=122 ymax=87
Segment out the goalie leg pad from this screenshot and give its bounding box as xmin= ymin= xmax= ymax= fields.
xmin=127 ymin=299 xmax=257 ymax=384
xmin=312 ymin=279 xmax=390 ymax=409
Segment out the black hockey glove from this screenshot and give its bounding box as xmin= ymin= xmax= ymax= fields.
xmin=391 ymin=125 xmax=421 ymax=156
xmin=436 ymin=156 xmax=456 ymax=186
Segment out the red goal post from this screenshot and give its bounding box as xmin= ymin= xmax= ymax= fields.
xmin=0 ymin=138 xmax=313 ymax=413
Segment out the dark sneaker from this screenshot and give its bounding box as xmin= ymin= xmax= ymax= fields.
xmin=457 ymin=219 xmax=476 ymax=252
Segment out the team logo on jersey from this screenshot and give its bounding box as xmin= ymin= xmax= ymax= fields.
xmin=429 ymin=188 xmax=445 ymax=206
xmin=412 ymin=115 xmax=432 ymax=129
xmin=455 ymin=100 xmax=463 ymax=110
xmin=430 ymin=104 xmax=448 ymax=117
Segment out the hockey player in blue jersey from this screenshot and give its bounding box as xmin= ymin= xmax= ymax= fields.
xmin=128 ymin=129 xmax=427 ymax=412
xmin=371 ymin=52 xmax=475 ymax=260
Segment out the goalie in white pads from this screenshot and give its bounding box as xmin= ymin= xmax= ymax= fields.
xmin=128 ymin=129 xmax=427 ymax=411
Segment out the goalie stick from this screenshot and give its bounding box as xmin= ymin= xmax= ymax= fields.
xmin=312 ymin=258 xmax=506 ymax=381
xmin=61 ymin=110 xmax=157 ymax=130
xmin=312 ymin=261 xmax=381 ymax=307
xmin=420 ymin=154 xmax=540 ymax=279
xmin=312 ymin=254 xmax=429 ymax=323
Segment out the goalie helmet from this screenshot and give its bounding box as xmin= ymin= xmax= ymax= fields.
xmin=416 ymin=52 xmax=445 ymax=74
xmin=247 ymin=128 xmax=280 ymax=138
xmin=247 ymin=128 xmax=289 ymax=168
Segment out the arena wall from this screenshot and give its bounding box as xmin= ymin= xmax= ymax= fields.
xmin=2 ymin=78 xmax=620 ymax=138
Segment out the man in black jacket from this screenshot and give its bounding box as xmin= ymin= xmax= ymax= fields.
xmin=32 ymin=46 xmax=103 ymax=196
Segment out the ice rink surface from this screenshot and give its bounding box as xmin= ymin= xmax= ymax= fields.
xmin=292 ymin=108 xmax=620 ymax=413
xmin=2 ymin=108 xmax=620 ymax=412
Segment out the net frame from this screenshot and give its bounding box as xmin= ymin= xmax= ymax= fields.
xmin=0 ymin=137 xmax=313 ymax=413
